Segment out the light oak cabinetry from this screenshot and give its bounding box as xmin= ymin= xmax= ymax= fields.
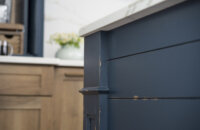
xmin=0 ymin=96 xmax=53 ymax=130
xmin=0 ymin=63 xmax=83 ymax=130
xmin=53 ymin=67 xmax=83 ymax=130
xmin=0 ymin=64 xmax=54 ymax=96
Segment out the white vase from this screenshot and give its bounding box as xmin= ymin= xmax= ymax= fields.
xmin=55 ymin=45 xmax=83 ymax=60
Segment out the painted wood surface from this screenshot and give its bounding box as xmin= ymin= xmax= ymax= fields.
xmin=108 ymin=99 xmax=200 ymax=130
xmin=107 ymin=0 xmax=200 ymax=59
xmin=82 ymin=1 xmax=200 ymax=130
xmin=109 ymin=40 xmax=200 ymax=98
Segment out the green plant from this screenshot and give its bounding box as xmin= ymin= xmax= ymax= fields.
xmin=50 ymin=33 xmax=83 ymax=48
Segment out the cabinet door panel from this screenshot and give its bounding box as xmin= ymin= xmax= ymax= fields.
xmin=0 ymin=64 xmax=54 ymax=95
xmin=0 ymin=110 xmax=40 ymax=130
xmin=54 ymin=68 xmax=83 ymax=130
xmin=0 ymin=96 xmax=53 ymax=130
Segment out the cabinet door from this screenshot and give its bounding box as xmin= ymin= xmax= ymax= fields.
xmin=0 ymin=96 xmax=53 ymax=130
xmin=0 ymin=64 xmax=54 ymax=96
xmin=53 ymin=67 xmax=83 ymax=130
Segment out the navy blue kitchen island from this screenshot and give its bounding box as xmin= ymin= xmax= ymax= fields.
xmin=80 ymin=0 xmax=200 ymax=130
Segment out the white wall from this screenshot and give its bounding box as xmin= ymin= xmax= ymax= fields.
xmin=44 ymin=0 xmax=135 ymax=57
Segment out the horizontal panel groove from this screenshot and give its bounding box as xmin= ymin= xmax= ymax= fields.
xmin=108 ymin=38 xmax=200 ymax=61
xmin=109 ymin=97 xmax=200 ymax=100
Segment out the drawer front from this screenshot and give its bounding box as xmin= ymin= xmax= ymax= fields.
xmin=0 ymin=64 xmax=54 ymax=95
xmin=108 ymin=41 xmax=200 ymax=98
xmin=0 ymin=96 xmax=53 ymax=130
xmin=108 ymin=0 xmax=200 ymax=59
xmin=108 ymin=99 xmax=200 ymax=130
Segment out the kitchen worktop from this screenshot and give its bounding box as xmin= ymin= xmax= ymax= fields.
xmin=79 ymin=0 xmax=186 ymax=37
xmin=0 ymin=56 xmax=84 ymax=67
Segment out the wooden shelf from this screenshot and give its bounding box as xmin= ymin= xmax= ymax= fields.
xmin=0 ymin=23 xmax=24 ymax=30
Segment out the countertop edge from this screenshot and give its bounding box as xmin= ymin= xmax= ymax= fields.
xmin=79 ymin=0 xmax=186 ymax=37
xmin=0 ymin=56 xmax=84 ymax=67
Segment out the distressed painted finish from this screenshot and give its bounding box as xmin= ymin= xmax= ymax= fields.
xmin=80 ymin=32 xmax=109 ymax=130
xmin=81 ymin=1 xmax=200 ymax=130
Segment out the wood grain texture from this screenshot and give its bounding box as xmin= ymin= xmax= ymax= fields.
xmin=53 ymin=67 xmax=83 ymax=130
xmin=0 ymin=64 xmax=54 ymax=96
xmin=0 ymin=96 xmax=53 ymax=130
xmin=0 ymin=110 xmax=40 ymax=130
xmin=0 ymin=64 xmax=83 ymax=130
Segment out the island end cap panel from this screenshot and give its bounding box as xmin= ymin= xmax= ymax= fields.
xmin=108 ymin=99 xmax=200 ymax=130
xmin=108 ymin=41 xmax=200 ymax=98
xmin=107 ymin=0 xmax=200 ymax=59
xmin=79 ymin=0 xmax=186 ymax=37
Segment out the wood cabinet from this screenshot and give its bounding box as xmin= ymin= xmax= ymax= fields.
xmin=0 ymin=96 xmax=53 ymax=130
xmin=0 ymin=64 xmax=54 ymax=96
xmin=0 ymin=64 xmax=83 ymax=130
xmin=53 ymin=67 xmax=83 ymax=130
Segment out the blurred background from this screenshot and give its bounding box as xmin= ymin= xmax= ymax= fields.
xmin=0 ymin=0 xmax=135 ymax=59
xmin=44 ymin=0 xmax=134 ymax=58
xmin=0 ymin=0 xmax=137 ymax=60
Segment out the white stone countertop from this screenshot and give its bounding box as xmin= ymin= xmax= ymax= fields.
xmin=0 ymin=56 xmax=84 ymax=67
xmin=79 ymin=0 xmax=186 ymax=37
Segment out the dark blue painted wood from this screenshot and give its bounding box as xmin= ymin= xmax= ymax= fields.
xmin=27 ymin=0 xmax=44 ymax=56
xmin=14 ymin=0 xmax=44 ymax=57
xmin=84 ymin=32 xmax=101 ymax=87
xmin=81 ymin=32 xmax=109 ymax=130
xmin=81 ymin=1 xmax=200 ymax=130
xmin=23 ymin=0 xmax=29 ymax=56
xmin=109 ymin=99 xmax=200 ymax=130
xmin=109 ymin=40 xmax=200 ymax=98
xmin=13 ymin=0 xmax=44 ymax=56
xmin=108 ymin=0 xmax=200 ymax=59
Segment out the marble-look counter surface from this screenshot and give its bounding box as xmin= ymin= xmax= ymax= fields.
xmin=79 ymin=0 xmax=186 ymax=37
xmin=0 ymin=56 xmax=84 ymax=67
